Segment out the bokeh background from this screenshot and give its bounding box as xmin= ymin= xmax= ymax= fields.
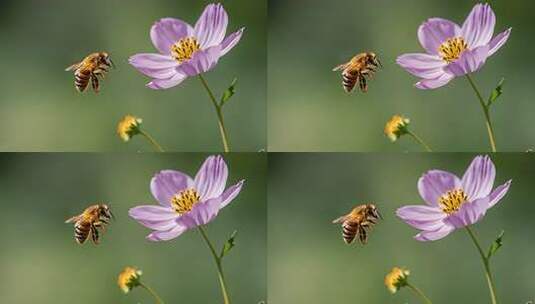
xmin=269 ymin=153 xmax=535 ymax=303
xmin=0 ymin=153 xmax=266 ymax=303
xmin=0 ymin=0 xmax=266 ymax=152
xmin=268 ymin=0 xmax=535 ymax=152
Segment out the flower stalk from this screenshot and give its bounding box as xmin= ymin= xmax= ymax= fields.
xmin=407 ymin=130 xmax=433 ymax=152
xmin=139 ymin=129 xmax=165 ymax=152
xmin=199 ymin=75 xmax=231 ymax=152
xmin=198 ymin=226 xmax=232 ymax=304
xmin=406 ymin=283 xmax=433 ymax=304
xmin=466 ymin=74 xmax=497 ymax=152
xmin=465 ymin=226 xmax=499 ymax=304
xmin=139 ymin=282 xmax=165 ymax=304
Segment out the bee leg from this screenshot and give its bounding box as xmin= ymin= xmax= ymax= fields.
xmin=91 ymin=74 xmax=100 ymax=93
xmin=359 ymin=76 xmax=368 ymax=93
xmin=90 ymin=224 xmax=100 ymax=244
xmin=358 ymin=226 xmax=368 ymax=244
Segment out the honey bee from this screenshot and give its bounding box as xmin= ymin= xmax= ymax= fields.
xmin=333 ymin=52 xmax=382 ymax=93
xmin=332 ymin=203 xmax=382 ymax=245
xmin=65 ymin=52 xmax=114 ymax=93
xmin=65 ymin=204 xmax=114 ymax=244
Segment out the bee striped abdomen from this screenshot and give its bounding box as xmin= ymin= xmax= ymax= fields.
xmin=342 ymin=220 xmax=359 ymax=244
xmin=75 ymin=70 xmax=91 ymax=92
xmin=342 ymin=71 xmax=358 ymax=93
xmin=74 ymin=221 xmax=91 ymax=244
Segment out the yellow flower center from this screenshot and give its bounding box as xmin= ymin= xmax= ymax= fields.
xmin=438 ymin=189 xmax=468 ymax=215
xmin=438 ymin=37 xmax=468 ymax=63
xmin=170 ymin=37 xmax=201 ymax=63
xmin=384 ymin=115 xmax=410 ymax=142
xmin=117 ymin=115 xmax=142 ymax=142
xmin=384 ymin=267 xmax=410 ymax=294
xmin=171 ymin=188 xmax=201 ymax=214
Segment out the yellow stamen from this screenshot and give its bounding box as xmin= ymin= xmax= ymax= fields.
xmin=171 ymin=188 xmax=201 ymax=214
xmin=385 ymin=267 xmax=410 ymax=294
xmin=170 ymin=37 xmax=201 ymax=63
xmin=439 ymin=189 xmax=468 ymax=214
xmin=117 ymin=115 xmax=142 ymax=142
xmin=117 ymin=266 xmax=142 ymax=294
xmin=438 ymin=37 xmax=468 ymax=63
xmin=384 ymin=115 xmax=410 ymax=142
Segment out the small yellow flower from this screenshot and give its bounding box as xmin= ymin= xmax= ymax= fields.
xmin=117 ymin=115 xmax=143 ymax=142
xmin=385 ymin=267 xmax=410 ymax=293
xmin=384 ymin=115 xmax=410 ymax=142
xmin=118 ymin=266 xmax=143 ymax=293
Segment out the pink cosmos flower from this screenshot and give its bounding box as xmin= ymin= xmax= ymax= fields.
xmin=129 ymin=155 xmax=244 ymax=241
xmin=397 ymin=155 xmax=511 ymax=241
xmin=397 ymin=3 xmax=511 ymax=89
xmin=129 ymin=3 xmax=244 ymax=90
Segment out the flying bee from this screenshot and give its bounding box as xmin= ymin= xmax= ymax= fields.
xmin=333 ymin=52 xmax=382 ymax=93
xmin=65 ymin=204 xmax=114 ymax=245
xmin=332 ymin=203 xmax=382 ymax=245
xmin=65 ymin=52 xmax=114 ymax=93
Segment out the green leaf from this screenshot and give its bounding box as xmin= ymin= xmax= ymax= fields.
xmin=487 ymin=78 xmax=505 ymax=106
xmin=220 ymin=78 xmax=238 ymax=106
xmin=487 ymin=230 xmax=505 ymax=259
xmin=220 ymin=230 xmax=238 ymax=259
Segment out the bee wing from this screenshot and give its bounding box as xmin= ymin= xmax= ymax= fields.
xmin=65 ymin=62 xmax=82 ymax=72
xmin=65 ymin=215 xmax=81 ymax=224
xmin=332 ymin=215 xmax=347 ymax=224
xmin=332 ymin=62 xmax=349 ymax=72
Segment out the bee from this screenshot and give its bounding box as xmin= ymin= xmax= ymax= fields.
xmin=65 ymin=52 xmax=114 ymax=93
xmin=332 ymin=203 xmax=382 ymax=245
xmin=333 ymin=52 xmax=382 ymax=93
xmin=65 ymin=204 xmax=114 ymax=244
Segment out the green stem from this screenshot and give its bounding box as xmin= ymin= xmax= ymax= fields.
xmin=406 ymin=283 xmax=433 ymax=304
xmin=407 ymin=131 xmax=433 ymax=152
xmin=140 ymin=282 xmax=164 ymax=304
xmin=198 ymin=75 xmax=231 ymax=152
xmin=198 ymin=226 xmax=231 ymax=304
xmin=139 ymin=129 xmax=165 ymax=152
xmin=466 ymin=74 xmax=497 ymax=152
xmin=465 ymin=226 xmax=499 ymax=304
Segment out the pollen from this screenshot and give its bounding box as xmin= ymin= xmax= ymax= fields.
xmin=170 ymin=37 xmax=201 ymax=63
xmin=118 ymin=266 xmax=142 ymax=294
xmin=171 ymin=188 xmax=201 ymax=214
xmin=438 ymin=37 xmax=468 ymax=63
xmin=384 ymin=115 xmax=410 ymax=142
xmin=117 ymin=115 xmax=142 ymax=142
xmin=385 ymin=267 xmax=410 ymax=294
xmin=439 ymin=189 xmax=468 ymax=214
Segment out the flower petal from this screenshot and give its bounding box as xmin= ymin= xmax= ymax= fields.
xmin=396 ymin=205 xmax=447 ymax=231
xmin=194 ymin=3 xmax=228 ymax=48
xmin=414 ymin=223 xmax=455 ymax=241
xmin=129 ymin=53 xmax=179 ymax=79
xmin=448 ymin=198 xmax=489 ymax=228
xmin=418 ymin=170 xmax=462 ymax=206
xmin=461 ymin=155 xmax=496 ymax=200
xmin=181 ymin=196 xmax=222 ymax=227
xmin=151 ymin=18 xmax=194 ymax=55
xmin=488 ymin=28 xmax=512 ymax=57
xmin=220 ymin=27 xmax=244 ymax=57
xmin=445 ymin=45 xmax=489 ymax=76
xmin=129 ymin=205 xmax=178 ymax=221
xmin=150 ymin=170 xmax=194 ymax=207
xmin=135 ymin=218 xmax=179 ymax=231
xmin=418 ymin=18 xmax=461 ymax=55
xmin=486 ymin=179 xmax=512 ymax=208
xmin=415 ymin=72 xmax=454 ymax=89
xmin=461 ymin=3 xmax=496 ymax=48
xmin=146 ymin=223 xmax=188 ymax=241
xmin=194 ymin=155 xmax=228 ymax=201
xmin=396 ymin=53 xmax=447 ymax=79
xmin=219 ymin=180 xmax=244 ymax=208
xmin=179 ymin=45 xmax=221 ymax=76
xmin=147 ymin=72 xmax=188 ymax=90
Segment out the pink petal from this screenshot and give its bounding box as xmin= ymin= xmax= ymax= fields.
xmin=415 ymin=72 xmax=454 ymax=89
xmin=129 ymin=205 xmax=178 ymax=221
xmin=488 ymin=28 xmax=512 ymax=57
xmin=414 ymin=223 xmax=455 ymax=241
xmin=486 ymin=180 xmax=512 ymax=208
xmin=151 ymin=18 xmax=194 ymax=55
xmin=418 ymin=18 xmax=461 ymax=55
xmin=147 ymin=224 xmax=188 ymax=241
xmin=129 ymin=53 xmax=179 ymax=79
xmin=461 ymin=155 xmax=496 ymax=200
xmin=135 ymin=218 xmax=179 ymax=231
xmin=461 ymin=3 xmax=496 ymax=48
xmin=194 ymin=3 xmax=228 ymax=48
xmin=396 ymin=53 xmax=447 ymax=79
xmin=396 ymin=205 xmax=446 ymax=222
xmin=150 ymin=170 xmax=194 ymax=207
xmin=181 ymin=196 xmax=223 ymax=227
xmin=220 ymin=27 xmax=244 ymax=56
xmin=418 ymin=170 xmax=461 ymax=206
xmin=445 ymin=45 xmax=489 ymax=76
xmin=448 ymin=198 xmax=489 ymax=228
xmin=147 ymin=72 xmax=188 ymax=90
xmin=179 ymin=45 xmax=221 ymax=76
xmin=219 ymin=180 xmax=245 ymax=208
xmin=194 ymin=155 xmax=228 ymax=201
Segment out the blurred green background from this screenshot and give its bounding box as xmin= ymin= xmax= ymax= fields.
xmin=269 ymin=153 xmax=535 ymax=303
xmin=268 ymin=0 xmax=535 ymax=152
xmin=0 ymin=153 xmax=266 ymax=303
xmin=0 ymin=0 xmax=266 ymax=152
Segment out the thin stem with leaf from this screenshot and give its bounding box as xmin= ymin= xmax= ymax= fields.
xmin=139 ymin=129 xmax=165 ymax=152
xmin=406 ymin=283 xmax=433 ymax=304
xmin=407 ymin=130 xmax=433 ymax=152
xmin=139 ymin=282 xmax=165 ymax=304
xmin=466 ymin=74 xmax=497 ymax=152
xmin=198 ymin=74 xmax=231 ymax=152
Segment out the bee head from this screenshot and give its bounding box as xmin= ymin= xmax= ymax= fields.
xmin=99 ymin=52 xmax=115 ymax=68
xmin=367 ymin=204 xmax=382 ymax=219
xmin=99 ymin=204 xmax=115 ymax=219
